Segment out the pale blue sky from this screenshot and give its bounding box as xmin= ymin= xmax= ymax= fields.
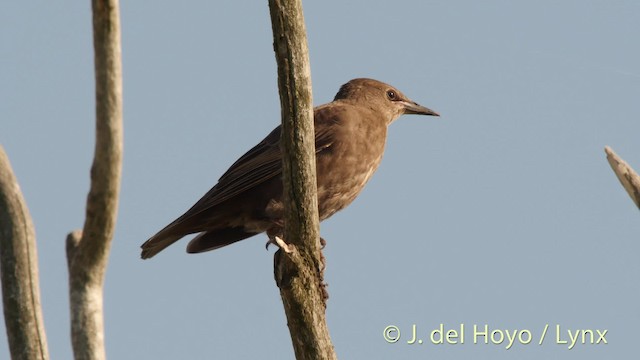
xmin=2 ymin=1 xmax=639 ymax=359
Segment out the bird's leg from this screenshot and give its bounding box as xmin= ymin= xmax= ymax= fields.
xmin=273 ymin=235 xmax=293 ymax=253
xmin=265 ymin=235 xmax=293 ymax=253
xmin=265 ymin=235 xmax=324 ymax=253
xmin=267 ymin=228 xmax=328 ymax=302
xmin=265 ymin=227 xmax=293 ymax=253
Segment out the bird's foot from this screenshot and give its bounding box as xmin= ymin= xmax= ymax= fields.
xmin=265 ymin=235 xmax=293 ymax=253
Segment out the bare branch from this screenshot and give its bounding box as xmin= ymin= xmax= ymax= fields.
xmin=605 ymin=146 xmax=640 ymax=210
xmin=268 ymin=0 xmax=336 ymax=359
xmin=0 ymin=145 xmax=50 ymax=360
xmin=66 ymin=0 xmax=123 ymax=359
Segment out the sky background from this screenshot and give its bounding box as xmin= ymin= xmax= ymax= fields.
xmin=2 ymin=1 xmax=639 ymax=359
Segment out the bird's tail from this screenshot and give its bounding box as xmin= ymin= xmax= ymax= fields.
xmin=141 ymin=224 xmax=258 ymax=258
xmin=186 ymin=227 xmax=257 ymax=253
xmin=140 ymin=228 xmax=184 ymax=259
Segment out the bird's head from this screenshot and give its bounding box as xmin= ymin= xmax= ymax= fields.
xmin=334 ymin=78 xmax=439 ymax=124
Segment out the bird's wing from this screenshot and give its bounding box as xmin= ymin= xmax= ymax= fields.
xmin=140 ymin=129 xmax=283 ymax=259
xmin=185 ymin=126 xmax=284 ymax=215
xmin=184 ymin=122 xmax=335 ymax=217
xmin=140 ymin=111 xmax=340 ymax=259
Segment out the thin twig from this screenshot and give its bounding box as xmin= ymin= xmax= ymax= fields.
xmin=268 ymin=0 xmax=337 ymax=359
xmin=0 ymin=145 xmax=50 ymax=360
xmin=66 ymin=1 xmax=123 ymax=359
xmin=605 ymin=146 xmax=640 ymax=210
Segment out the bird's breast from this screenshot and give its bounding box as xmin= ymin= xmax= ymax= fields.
xmin=315 ymin=123 xmax=387 ymax=220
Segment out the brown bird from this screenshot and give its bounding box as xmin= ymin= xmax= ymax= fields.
xmin=141 ymin=78 xmax=439 ymax=259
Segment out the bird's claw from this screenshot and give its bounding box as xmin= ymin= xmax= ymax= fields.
xmin=265 ymin=235 xmax=293 ymax=253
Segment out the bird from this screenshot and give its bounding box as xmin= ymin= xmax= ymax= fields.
xmin=141 ymin=78 xmax=439 ymax=259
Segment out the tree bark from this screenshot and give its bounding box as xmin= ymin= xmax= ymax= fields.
xmin=268 ymin=0 xmax=337 ymax=359
xmin=605 ymin=146 xmax=640 ymax=210
xmin=66 ymin=1 xmax=123 ymax=359
xmin=0 ymin=146 xmax=50 ymax=360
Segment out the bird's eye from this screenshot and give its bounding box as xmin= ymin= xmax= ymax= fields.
xmin=386 ymin=90 xmax=397 ymax=100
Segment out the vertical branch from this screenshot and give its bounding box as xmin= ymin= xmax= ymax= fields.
xmin=605 ymin=146 xmax=640 ymax=210
xmin=0 ymin=146 xmax=50 ymax=360
xmin=268 ymin=0 xmax=336 ymax=359
xmin=66 ymin=1 xmax=123 ymax=359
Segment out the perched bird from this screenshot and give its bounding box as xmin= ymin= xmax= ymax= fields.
xmin=141 ymin=78 xmax=439 ymax=259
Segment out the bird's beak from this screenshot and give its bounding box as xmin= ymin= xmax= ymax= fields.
xmin=402 ymin=101 xmax=440 ymax=116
